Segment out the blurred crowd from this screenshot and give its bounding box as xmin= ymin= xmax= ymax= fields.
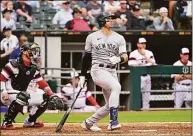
xmin=1 ymin=0 xmax=192 ymax=31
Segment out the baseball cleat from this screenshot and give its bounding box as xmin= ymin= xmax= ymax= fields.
xmin=107 ymin=121 xmax=121 ymax=131
xmin=81 ymin=120 xmax=102 ymax=132
xmin=0 ymin=123 xmax=15 ymax=130
xmin=23 ymin=117 xmax=44 ymax=128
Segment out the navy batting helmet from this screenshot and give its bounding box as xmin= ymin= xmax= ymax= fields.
xmin=96 ymin=12 xmax=116 ymax=27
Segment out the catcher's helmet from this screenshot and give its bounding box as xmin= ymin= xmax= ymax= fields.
xmin=21 ymin=43 xmax=40 ymax=56
xmin=96 ymin=12 xmax=116 ymax=27
xmin=21 ymin=42 xmax=41 ymax=64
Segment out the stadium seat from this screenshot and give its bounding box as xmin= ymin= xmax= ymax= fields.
xmin=32 ymin=7 xmax=40 ymax=14
xmin=30 ymin=24 xmax=47 ymax=30
xmin=46 ymin=8 xmax=57 ymax=14
xmin=19 ymin=16 xmax=26 ymax=22
xmin=15 ymin=23 xmax=26 ymax=30
xmin=49 ymin=24 xmax=64 ymax=30
xmin=39 ymin=1 xmax=53 ymax=12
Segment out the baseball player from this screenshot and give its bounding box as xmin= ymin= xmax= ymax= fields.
xmin=8 ymin=35 xmax=43 ymax=116
xmin=128 ymin=38 xmax=156 ymax=110
xmin=171 ymin=47 xmax=192 ymax=108
xmin=0 ymin=43 xmax=65 ymax=129
xmin=60 ymin=71 xmax=100 ymax=112
xmin=80 ymin=12 xmax=128 ymax=131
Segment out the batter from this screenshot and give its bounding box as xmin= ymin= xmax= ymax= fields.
xmin=80 ymin=12 xmax=128 ymax=131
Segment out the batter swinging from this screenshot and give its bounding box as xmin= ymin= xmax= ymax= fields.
xmin=79 ymin=12 xmax=128 ymax=131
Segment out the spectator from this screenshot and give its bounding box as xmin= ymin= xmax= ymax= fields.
xmin=186 ymin=1 xmax=192 ymax=19
xmin=168 ymin=0 xmax=176 ymax=18
xmin=1 ymin=9 xmax=16 ymax=31
xmin=126 ymin=4 xmax=146 ymax=30
xmin=1 ymin=1 xmax=9 ymax=12
xmin=103 ymin=0 xmax=120 ymax=14
xmin=153 ymin=7 xmax=174 ymax=30
xmin=171 ymin=48 xmax=192 ymax=108
xmin=52 ymin=0 xmax=73 ymax=27
xmin=9 ymin=34 xmax=28 ymax=60
xmin=81 ymin=7 xmax=98 ymax=30
xmin=173 ymin=0 xmax=192 ymax=30
xmin=60 ymin=71 xmax=100 ymax=112
xmin=127 ymin=0 xmax=140 ymax=11
xmin=65 ymin=8 xmax=91 ymax=31
xmin=0 ymin=27 xmax=19 ymax=67
xmin=14 ymin=0 xmax=32 ymax=23
xmin=5 ymin=1 xmax=17 ymax=23
xmin=114 ymin=0 xmax=132 ymax=30
xmin=128 ymin=38 xmax=156 ymax=110
xmin=86 ymin=0 xmax=103 ymax=18
xmin=71 ymin=0 xmax=86 ymax=9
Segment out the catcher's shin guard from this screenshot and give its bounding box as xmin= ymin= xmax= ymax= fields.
xmin=28 ymin=93 xmax=48 ymax=123
xmin=28 ymin=105 xmax=47 ymax=123
xmin=2 ymin=100 xmax=23 ymax=127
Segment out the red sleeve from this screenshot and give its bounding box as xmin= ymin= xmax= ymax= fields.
xmin=37 ymin=80 xmax=54 ymax=96
xmin=87 ymin=95 xmax=98 ymax=106
xmin=0 ymin=74 xmax=7 ymax=81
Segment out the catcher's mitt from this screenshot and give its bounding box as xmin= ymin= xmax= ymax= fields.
xmin=48 ymin=95 xmax=66 ymax=110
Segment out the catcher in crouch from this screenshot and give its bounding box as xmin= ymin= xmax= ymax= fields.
xmin=0 ymin=43 xmax=66 ymax=129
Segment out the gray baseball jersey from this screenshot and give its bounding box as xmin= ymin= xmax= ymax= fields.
xmin=84 ymin=30 xmax=127 ymax=125
xmin=85 ymin=30 xmax=127 ymax=65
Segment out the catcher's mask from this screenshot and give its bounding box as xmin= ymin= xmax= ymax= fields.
xmin=21 ymin=42 xmax=41 ymax=65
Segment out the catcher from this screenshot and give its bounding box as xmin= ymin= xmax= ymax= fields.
xmin=0 ymin=43 xmax=65 ymax=129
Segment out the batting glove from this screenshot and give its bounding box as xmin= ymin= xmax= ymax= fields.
xmin=79 ymin=76 xmax=85 ymax=88
xmin=109 ymin=56 xmax=121 ymax=65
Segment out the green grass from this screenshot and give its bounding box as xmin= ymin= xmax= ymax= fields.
xmin=1 ymin=110 xmax=192 ymax=123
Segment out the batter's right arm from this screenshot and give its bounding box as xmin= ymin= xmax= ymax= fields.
xmin=80 ymin=35 xmax=92 ymax=87
xmin=81 ymin=52 xmax=91 ymax=77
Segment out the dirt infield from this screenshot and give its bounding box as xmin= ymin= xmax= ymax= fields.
xmin=0 ymin=122 xmax=192 ymax=136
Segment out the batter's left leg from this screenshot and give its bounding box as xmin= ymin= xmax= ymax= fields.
xmin=95 ymin=70 xmax=121 ymax=130
xmin=86 ymin=88 xmax=111 ymax=125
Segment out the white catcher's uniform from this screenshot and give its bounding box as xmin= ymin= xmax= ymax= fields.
xmin=84 ymin=30 xmax=127 ymax=124
xmin=61 ymin=83 xmax=97 ymax=112
xmin=171 ymin=60 xmax=192 ymax=108
xmin=128 ymin=49 xmax=156 ymax=109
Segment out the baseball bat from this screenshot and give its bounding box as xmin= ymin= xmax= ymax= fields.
xmin=55 ymin=81 xmax=87 ymax=132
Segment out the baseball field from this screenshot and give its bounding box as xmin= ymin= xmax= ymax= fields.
xmin=0 ymin=110 xmax=192 ymax=136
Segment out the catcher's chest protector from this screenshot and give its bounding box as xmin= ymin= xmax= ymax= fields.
xmin=11 ymin=65 xmax=37 ymax=91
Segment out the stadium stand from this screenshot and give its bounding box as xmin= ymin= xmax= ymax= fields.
xmin=0 ymin=0 xmax=192 ymax=111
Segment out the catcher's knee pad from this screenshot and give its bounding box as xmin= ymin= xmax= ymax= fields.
xmin=16 ymin=91 xmax=30 ymax=105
